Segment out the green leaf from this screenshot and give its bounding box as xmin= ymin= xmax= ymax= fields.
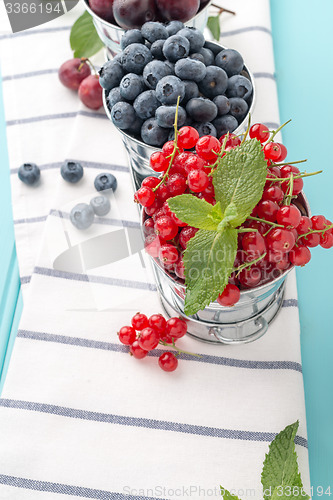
xmin=213 ymin=138 xmax=267 ymax=227
xmin=183 ymin=228 xmax=237 ymax=315
xmin=207 ymin=15 xmax=221 ymax=40
xmin=70 ymin=11 xmax=104 ymax=58
xmin=217 ymin=202 xmax=238 ymax=231
xmin=261 ymin=421 xmax=310 ymax=500
xmin=220 ymin=487 xmax=243 ymax=500
xmin=168 ymin=194 xmax=223 ymax=231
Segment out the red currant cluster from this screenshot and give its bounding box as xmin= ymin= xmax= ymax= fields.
xmin=118 ymin=312 xmax=188 ymax=371
xmin=135 ymin=124 xmax=333 ymax=308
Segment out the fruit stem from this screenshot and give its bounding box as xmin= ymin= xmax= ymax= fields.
xmin=241 ymin=113 xmax=251 ymax=144
xmin=273 ymin=159 xmax=307 ymax=167
xmin=159 ymin=339 xmax=202 ymax=357
xmin=296 ymin=224 xmax=333 ymax=242
xmin=268 ymin=119 xmax=292 ymax=142
xmin=247 ymin=216 xmax=284 ymax=228
xmin=238 ymin=227 xmax=258 ymax=233
xmin=233 ymin=252 xmax=266 ymax=276
xmin=269 ymin=170 xmax=323 ymax=183
xmin=81 ymin=57 xmax=98 ymax=76
xmin=211 ymin=3 xmax=236 ymax=15
xmin=208 ymin=132 xmax=229 ymax=175
xmin=283 ymin=172 xmax=294 ymax=206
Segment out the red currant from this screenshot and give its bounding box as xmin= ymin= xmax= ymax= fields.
xmin=275 ymin=143 xmax=287 ymax=162
xmin=130 ymin=340 xmax=148 ymax=359
xmin=159 ymin=243 xmax=179 ymax=266
xmin=266 ymin=228 xmax=296 ymax=253
xmin=280 ymin=165 xmax=303 ymax=195
xmin=166 ymin=173 xmax=187 ymax=196
xmin=289 ymin=246 xmax=311 ymax=266
xmin=148 ymin=314 xmax=166 ymax=336
xmin=144 ymin=234 xmax=164 ymax=258
xmin=144 ymin=199 xmax=162 ymax=216
xmin=184 ymin=154 xmax=205 ymax=173
xmin=158 ymin=352 xmax=178 ymax=372
xmin=276 ymin=205 xmax=301 ymax=229
xmin=217 ymin=284 xmax=240 ymax=307
xmin=249 ymin=123 xmax=270 ymax=143
xmin=165 ymin=317 xmax=187 ymax=339
xmin=244 ymin=219 xmax=270 ymax=235
xmin=187 ymin=169 xmax=209 ymax=192
xmin=219 ymin=133 xmax=241 ymax=148
xmin=142 ymin=176 xmax=160 ymax=189
xmin=143 ymin=217 xmax=155 ymax=236
xmin=177 ymin=126 xmax=199 ymax=149
xmin=242 ymin=231 xmax=266 ymax=258
xmin=256 ymin=200 xmax=279 ymax=222
xmin=150 ymin=151 xmax=169 ymax=173
xmin=175 ymin=256 xmax=185 ymax=279
xmin=195 ymin=136 xmax=221 ymax=161
xmin=296 ymin=216 xmax=312 ymax=235
xmin=138 ymin=327 xmax=159 ymax=351
xmin=263 ymin=142 xmax=282 ymax=161
xmin=162 ymin=140 xmax=183 ymax=157
xmin=311 ymin=215 xmax=327 ymax=230
xmin=238 ymin=266 xmax=262 ymax=288
xmin=154 ymin=183 xmax=170 ymax=203
xmin=179 ymin=226 xmax=198 ymax=250
xmin=154 ymin=215 xmax=179 ymax=240
xmin=118 ymin=326 xmax=136 ymax=345
xmin=262 ymin=185 xmax=284 ymax=203
xmin=320 ymin=230 xmax=333 ymax=249
xmin=299 ymin=232 xmax=320 ymax=248
xmin=134 ymin=186 xmax=156 ymax=207
xmin=131 ymin=313 xmax=149 ymax=331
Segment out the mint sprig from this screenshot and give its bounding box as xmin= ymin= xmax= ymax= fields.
xmin=221 ymin=421 xmax=309 ymax=500
xmin=70 ymin=11 xmax=104 ymax=58
xmin=168 ymin=138 xmax=267 ymax=314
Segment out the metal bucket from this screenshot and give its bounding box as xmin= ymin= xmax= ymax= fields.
xmin=83 ymin=0 xmax=213 ymax=58
xmin=103 ymin=41 xmax=256 ymax=190
xmin=142 ymin=193 xmax=310 ymax=344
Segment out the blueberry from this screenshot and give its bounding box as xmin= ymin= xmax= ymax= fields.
xmin=122 ymin=43 xmax=153 ymax=74
xmin=143 ymin=60 xmax=173 ymax=89
xmin=120 ymin=29 xmax=144 ymax=50
xmin=227 ymin=75 xmax=253 ymax=101
xmin=155 ymin=105 xmax=187 ymax=128
xmin=215 ymin=49 xmax=244 ymax=77
xmin=213 ymin=95 xmax=230 ymax=116
xmin=198 ymin=65 xmax=228 ymax=98
xmin=141 ymin=118 xmax=170 ymax=146
xmin=186 ymin=97 xmax=218 ymax=122
xmin=213 ymin=114 xmax=238 ymax=137
xmin=166 ymin=20 xmax=184 ymax=36
xmin=164 ymin=61 xmax=175 ymax=74
xmin=229 ymin=97 xmax=248 ymax=122
xmin=189 ymin=53 xmax=205 ymax=64
xmin=203 ymin=41 xmax=222 ymax=56
xmin=155 ymin=75 xmax=185 ymax=105
xmin=113 ymin=53 xmax=124 ymax=65
xmin=90 ymin=195 xmax=111 ymax=216
xmin=94 ymin=173 xmax=118 ymax=192
xmin=162 ymin=35 xmax=190 ymax=63
xmin=119 ymin=73 xmax=145 ymax=100
xmin=198 ymin=47 xmax=215 ymax=66
xmin=150 ymin=39 xmax=165 ymax=59
xmin=133 ymin=90 xmax=160 ymax=119
xmin=177 ymin=28 xmax=205 ymax=53
xmin=107 ymin=87 xmax=127 ymax=109
xmin=99 ymin=61 xmax=124 ymax=91
xmin=193 ymin=122 xmax=217 ymax=138
xmin=61 ymin=161 xmax=84 ymax=183
xmin=111 ymin=102 xmax=136 ymax=130
xmin=141 ymin=22 xmax=168 ymax=43
xmin=127 ymin=115 xmax=144 ymax=136
xmin=175 ymin=57 xmax=207 ymax=83
xmin=182 ymin=80 xmax=199 ymax=104
xmin=18 ymin=162 xmax=40 ymax=185
xmin=70 ymin=203 xmax=94 ymax=230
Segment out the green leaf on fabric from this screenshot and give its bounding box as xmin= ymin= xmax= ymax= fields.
xmin=70 ymin=11 xmax=104 ymax=58
xmin=220 ymin=488 xmax=243 ymax=500
xmin=168 ymin=194 xmax=223 ymax=231
xmin=207 ymin=15 xmax=221 ymax=40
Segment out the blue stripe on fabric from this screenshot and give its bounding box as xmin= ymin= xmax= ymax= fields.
xmin=16 ymin=329 xmax=303 ymax=373
xmin=11 ymin=160 xmax=129 ymax=174
xmin=6 ymin=111 xmax=108 ymax=126
xmin=221 ymin=26 xmax=272 ymax=37
xmin=2 ymin=69 xmax=58 ymax=81
xmin=0 ymin=398 xmax=308 ymax=448
xmin=0 ymin=26 xmax=71 ymax=40
xmin=20 ymin=276 xmax=31 ymax=285
xmin=0 ymin=474 xmax=165 ymax=500
xmin=253 ymin=72 xmax=276 ymax=80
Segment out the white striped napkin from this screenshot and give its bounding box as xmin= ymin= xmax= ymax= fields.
xmin=0 ymin=1 xmax=311 ymax=498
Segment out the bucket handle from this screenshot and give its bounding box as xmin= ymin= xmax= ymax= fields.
xmin=209 ymin=316 xmax=268 ymax=343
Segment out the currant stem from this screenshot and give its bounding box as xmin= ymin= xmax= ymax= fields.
xmin=296 ymin=224 xmax=333 ymax=242
xmin=241 ymin=113 xmax=251 ymax=144
xmin=283 ymin=172 xmax=294 ymax=206
xmin=238 ymin=227 xmax=258 ymax=233
xmin=247 ymin=215 xmax=284 ymax=228
xmin=159 ymin=339 xmax=202 ymax=357
xmin=233 ymin=252 xmax=266 ymax=276
xmin=209 ymin=132 xmax=229 ymax=175
xmin=269 ymin=170 xmax=323 ymax=183
xmin=273 ymin=159 xmax=307 ymax=167
xmin=268 ymin=119 xmax=292 ymax=142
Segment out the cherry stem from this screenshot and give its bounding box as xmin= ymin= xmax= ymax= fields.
xmin=211 ymin=3 xmax=236 ymax=15
xmin=233 ymin=252 xmax=266 ymax=276
xmin=268 ymin=119 xmax=292 ymax=142
xmin=153 ymin=97 xmax=181 ymax=192
xmin=283 ymin=172 xmax=294 ymax=206
xmin=296 ymin=224 xmax=333 ymax=242
xmin=159 ymin=339 xmax=202 ymax=357
xmin=247 ymin=215 xmax=284 ymax=228
xmin=81 ymin=57 xmax=98 ymax=76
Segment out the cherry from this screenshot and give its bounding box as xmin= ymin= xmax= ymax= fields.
xmin=179 ymin=226 xmax=198 ymax=249
xmin=148 ymin=314 xmax=166 ymax=336
xmin=130 ymin=340 xmax=148 ymax=359
xmin=217 ymin=284 xmax=240 ymax=307
xmin=158 ymin=352 xmax=178 ymax=372
xmin=118 ymin=325 xmax=136 ymax=345
xmin=89 ymin=0 xmax=115 ymax=22
xmin=249 ymin=123 xmax=270 ymax=143
xmin=156 ymin=0 xmax=200 ymax=22
xmin=265 ymin=228 xmax=296 ymax=253
xmin=144 ymin=234 xmax=164 ymax=257
xmin=256 ymin=200 xmax=279 ymax=222
xmin=177 ymin=126 xmax=199 ymax=149
xmin=276 ymin=205 xmax=301 ymax=229
xmin=263 ymin=142 xmax=282 ymax=161
xmin=150 ymin=151 xmax=169 ymax=173
xmin=166 ymin=173 xmax=187 ymax=196
xmin=155 ymin=215 xmax=178 ymax=240
xmin=78 ymin=75 xmax=103 ymax=110
xmin=131 ymin=313 xmax=149 ymax=331
xmin=289 ymin=246 xmax=311 ymax=266
xmin=58 ymin=58 xmax=91 ymax=90
xmin=195 ymin=136 xmax=221 ymax=161
xmin=138 ymin=327 xmax=159 ymax=351
xmin=165 ymin=317 xmax=187 ymax=339
xmin=159 ymin=243 xmax=179 ymax=266
xmin=134 ymin=186 xmax=156 ymax=207
xmin=113 ymin=0 xmax=157 ymax=29
xmin=187 ymin=169 xmax=209 ymax=192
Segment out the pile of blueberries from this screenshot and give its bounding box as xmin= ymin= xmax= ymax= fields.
xmin=99 ymin=21 xmax=253 ymax=147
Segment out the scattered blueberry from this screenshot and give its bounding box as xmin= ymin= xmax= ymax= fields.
xmin=166 ymin=20 xmax=184 ymax=36
xmin=99 ymin=61 xmax=124 ymax=91
xmin=111 ymin=102 xmax=136 ymax=129
xmin=177 ymin=27 xmax=205 ymax=53
xmin=18 ymin=163 xmax=40 ymax=185
xmin=175 ymin=58 xmax=206 ymax=82
xmin=198 ymin=65 xmax=228 ymax=98
xmin=119 ymin=73 xmax=145 ymax=100
xmin=122 ymin=43 xmax=153 ymax=74
xmin=141 ymin=22 xmax=168 ymax=43
xmin=90 ymin=195 xmax=111 ymax=216
xmin=94 ymin=173 xmax=118 ymax=192
xmin=229 ymin=97 xmax=248 ymax=122
xmin=227 ymin=74 xmax=253 ymax=101
xmin=215 ymin=49 xmax=244 ymax=77
xmin=107 ymin=87 xmax=127 ymax=109
xmin=186 ymin=97 xmax=218 ymax=122
xmin=213 ymin=114 xmax=239 ymax=137
xmin=134 ymin=90 xmax=160 ymax=119
xmin=213 ymin=95 xmax=230 ymax=115
xmin=141 ymin=118 xmax=169 ymax=146
xmin=155 ymin=105 xmax=186 ymax=128
xmin=155 ymin=75 xmax=185 ymax=104
xmin=70 ymin=203 xmax=94 ymax=230
xmin=120 ymin=29 xmax=144 ymax=50
xmin=162 ymin=35 xmax=190 ymax=63
xmin=193 ymin=121 xmax=217 ymax=138
xmin=143 ymin=60 xmax=173 ymax=89
xmin=61 ymin=161 xmax=84 ymax=183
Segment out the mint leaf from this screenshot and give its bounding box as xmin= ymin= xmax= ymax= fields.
xmin=213 ymin=138 xmax=267 ymax=227
xmin=261 ymin=421 xmax=310 ymax=500
xmin=70 ymin=11 xmax=104 ymax=58
xmin=168 ymin=194 xmax=223 ymax=231
xmin=183 ymin=228 xmax=237 ymax=315
xmin=217 ymin=202 xmax=239 ymax=231
xmin=220 ymin=488 xmax=242 ymax=500
xmin=207 ymin=15 xmax=221 ymax=40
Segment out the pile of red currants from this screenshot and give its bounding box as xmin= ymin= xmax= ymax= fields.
xmin=118 ymin=312 xmax=189 ymax=371
xmin=135 ymin=123 xmax=333 ymax=308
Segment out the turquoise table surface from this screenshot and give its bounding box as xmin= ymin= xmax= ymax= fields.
xmin=0 ymin=1 xmax=333 ymax=493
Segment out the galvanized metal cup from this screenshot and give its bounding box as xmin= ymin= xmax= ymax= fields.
xmin=103 ymin=40 xmax=256 ymax=190
xmin=83 ymin=0 xmax=213 ymax=58
xmin=142 ymin=194 xmax=310 ymax=344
